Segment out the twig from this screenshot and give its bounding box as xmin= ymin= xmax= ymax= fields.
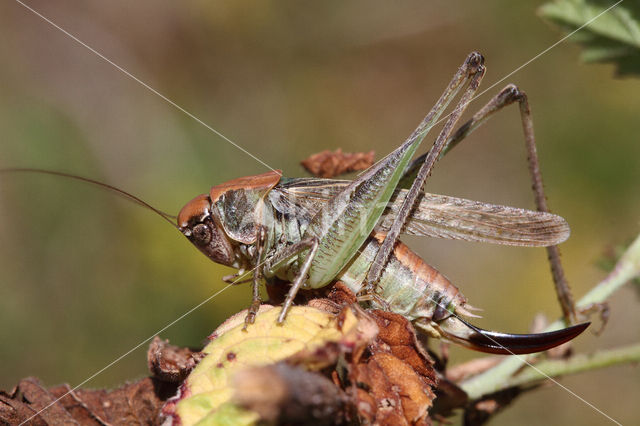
xmin=499 ymin=343 xmax=640 ymax=390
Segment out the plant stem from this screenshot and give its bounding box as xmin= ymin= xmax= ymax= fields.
xmin=461 ymin=232 xmax=640 ymax=399
xmin=501 ymin=343 xmax=640 ymax=390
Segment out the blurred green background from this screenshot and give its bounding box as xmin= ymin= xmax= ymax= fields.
xmin=1 ymin=1 xmax=638 ymax=424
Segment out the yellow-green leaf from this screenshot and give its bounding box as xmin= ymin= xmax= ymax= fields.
xmin=170 ymin=305 xmax=367 ymax=426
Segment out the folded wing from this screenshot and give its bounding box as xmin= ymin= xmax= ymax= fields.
xmin=379 ymin=190 xmax=570 ymax=246
xmin=275 ymin=178 xmax=570 ymax=247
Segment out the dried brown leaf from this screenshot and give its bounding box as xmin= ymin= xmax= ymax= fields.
xmin=0 ymin=376 xmax=177 ymax=425
xmin=347 ymin=310 xmax=438 ymax=425
xmin=301 ymin=149 xmax=375 ymax=178
xmin=147 ymin=336 xmax=204 ymax=383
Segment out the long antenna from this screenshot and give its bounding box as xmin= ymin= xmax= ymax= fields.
xmin=0 ymin=168 xmax=178 ymax=228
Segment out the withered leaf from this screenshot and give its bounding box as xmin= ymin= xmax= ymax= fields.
xmin=348 ymin=310 xmax=437 ymax=426
xmin=370 ymin=310 xmax=437 ymax=383
xmin=0 ymin=376 xmax=176 ymax=425
xmin=147 ymin=336 xmax=204 ymax=383
xmin=301 ymin=149 xmax=375 ymax=178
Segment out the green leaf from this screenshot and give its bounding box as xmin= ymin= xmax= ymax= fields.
xmin=539 ymin=0 xmax=640 ymax=76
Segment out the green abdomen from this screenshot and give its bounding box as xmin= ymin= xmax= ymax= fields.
xmin=337 ymin=234 xmax=466 ymax=322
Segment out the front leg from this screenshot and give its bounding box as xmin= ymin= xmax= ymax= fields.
xmin=244 ymin=226 xmax=267 ymax=329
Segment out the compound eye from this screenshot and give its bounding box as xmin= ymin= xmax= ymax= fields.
xmin=192 ymin=223 xmax=212 ymax=246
